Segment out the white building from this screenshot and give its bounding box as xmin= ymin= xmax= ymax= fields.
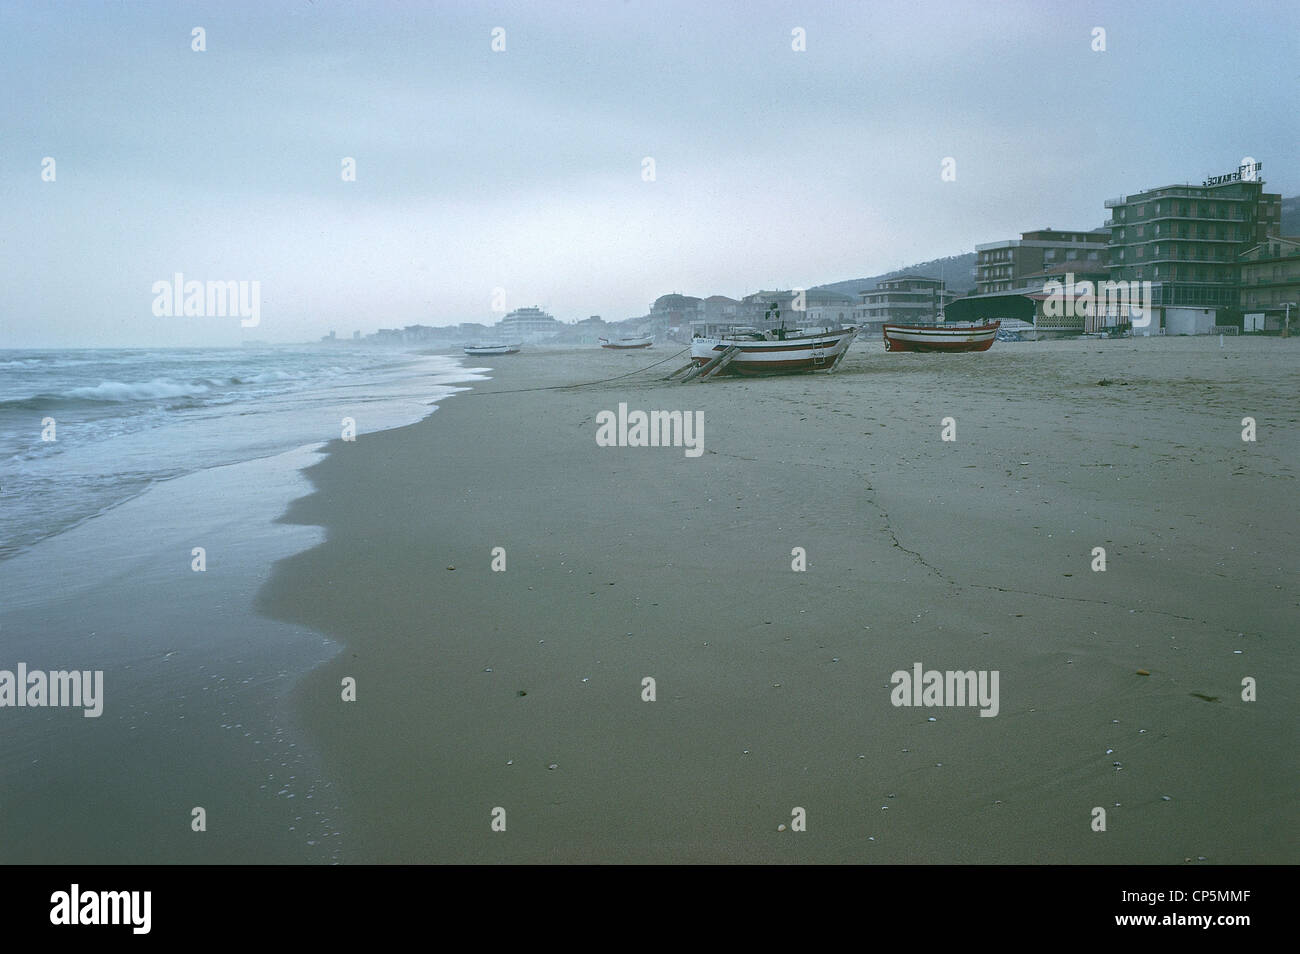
xmin=497 ymin=306 xmax=561 ymax=342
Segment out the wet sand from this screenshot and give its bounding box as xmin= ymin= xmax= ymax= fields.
xmin=0 ymin=447 xmax=341 ymax=863
xmin=258 ymin=336 xmax=1298 ymax=863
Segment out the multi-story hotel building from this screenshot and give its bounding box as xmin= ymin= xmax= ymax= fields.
xmin=975 ymin=229 xmax=1110 ymax=295
xmin=497 ymin=306 xmax=562 ymax=342
xmin=854 ymin=276 xmax=957 ymax=333
xmin=802 ymin=290 xmax=856 ymax=328
xmin=1104 ymin=163 xmax=1281 ymax=329
xmin=948 ymin=163 xmax=1284 ymax=336
xmin=1239 ymin=236 xmax=1300 ymax=332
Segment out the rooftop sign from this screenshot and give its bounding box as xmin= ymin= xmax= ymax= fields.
xmin=1204 ymin=159 xmax=1261 ymax=187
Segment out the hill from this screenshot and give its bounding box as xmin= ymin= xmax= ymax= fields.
xmin=811 ymin=252 xmax=977 ymax=300
xmin=1280 ymin=195 xmax=1299 ymax=235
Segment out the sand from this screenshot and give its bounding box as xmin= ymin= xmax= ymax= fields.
xmin=0 ymin=446 xmax=341 ymax=863
xmin=257 ymin=336 xmax=1298 ymax=863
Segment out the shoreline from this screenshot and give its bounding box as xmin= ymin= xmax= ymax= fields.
xmin=0 ymin=352 xmax=482 ymax=863
xmin=0 ymin=442 xmax=342 ymax=862
xmin=0 ymin=349 xmax=479 ymax=565
xmin=257 ymin=338 xmax=1297 ymax=863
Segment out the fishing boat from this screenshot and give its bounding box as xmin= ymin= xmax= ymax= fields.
xmin=882 ymin=321 xmax=1000 ymax=353
xmin=598 ymin=335 xmax=654 ymax=349
xmin=463 ymin=343 xmax=521 ymax=355
xmin=690 ymin=325 xmax=858 ymax=375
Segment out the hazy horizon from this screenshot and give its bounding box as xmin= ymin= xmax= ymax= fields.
xmin=3 ymin=0 xmax=1297 ymax=347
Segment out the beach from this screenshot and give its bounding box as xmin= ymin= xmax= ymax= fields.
xmin=6 ymin=0 xmax=1295 ymax=889
xmin=0 ymin=350 xmax=478 ymax=863
xmin=254 ymin=336 xmax=1297 ymax=863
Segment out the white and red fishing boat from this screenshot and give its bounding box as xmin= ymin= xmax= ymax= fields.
xmin=464 ymin=342 xmax=521 ymax=355
xmin=598 ymin=335 xmax=653 ymax=349
xmin=690 ymin=325 xmax=858 ymax=376
xmin=882 ymin=321 xmax=999 ymax=353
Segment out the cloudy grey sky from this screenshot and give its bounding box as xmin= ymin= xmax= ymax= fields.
xmin=2 ymin=0 xmax=1296 ymax=346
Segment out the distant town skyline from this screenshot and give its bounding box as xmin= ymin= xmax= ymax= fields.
xmin=3 ymin=0 xmax=1297 ymax=347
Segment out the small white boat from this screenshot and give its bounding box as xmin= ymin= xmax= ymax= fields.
xmin=464 ymin=343 xmax=521 ymax=355
xmin=598 ymin=335 xmax=654 ymax=349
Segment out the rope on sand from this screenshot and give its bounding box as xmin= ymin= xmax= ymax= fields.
xmin=467 ymin=347 xmax=692 ymax=395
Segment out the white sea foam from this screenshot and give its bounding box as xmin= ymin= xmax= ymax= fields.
xmin=66 ymin=377 xmax=212 ymax=401
xmin=0 ymin=347 xmax=486 ymax=561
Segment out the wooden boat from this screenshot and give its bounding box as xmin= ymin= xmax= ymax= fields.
xmin=464 ymin=343 xmax=521 ymax=355
xmin=882 ymin=321 xmax=999 ymax=353
xmin=598 ymin=335 xmax=653 ymax=349
xmin=690 ymin=326 xmax=857 ymax=375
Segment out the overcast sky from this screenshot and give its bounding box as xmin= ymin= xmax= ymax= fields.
xmin=2 ymin=0 xmax=1297 ymax=347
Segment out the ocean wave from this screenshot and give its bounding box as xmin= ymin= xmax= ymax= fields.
xmin=221 ymin=370 xmax=298 ymax=386
xmin=0 ymin=377 xmax=216 ymax=409
xmin=0 ymin=368 xmax=313 ymax=412
xmin=248 ymin=369 xmax=298 ymax=383
xmin=68 ymin=378 xmax=213 ymax=402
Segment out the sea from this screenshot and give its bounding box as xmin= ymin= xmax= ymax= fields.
xmin=0 ymin=346 xmax=479 ymax=561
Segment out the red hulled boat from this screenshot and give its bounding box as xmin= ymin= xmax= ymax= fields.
xmin=882 ymin=321 xmax=1000 ymax=353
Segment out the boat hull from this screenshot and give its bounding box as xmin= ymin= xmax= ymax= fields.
xmin=690 ymin=329 xmax=855 ymax=375
xmin=882 ymin=322 xmax=999 ymax=353
xmin=599 ymin=338 xmax=653 ymax=349
xmin=464 ymin=345 xmax=520 ymax=355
